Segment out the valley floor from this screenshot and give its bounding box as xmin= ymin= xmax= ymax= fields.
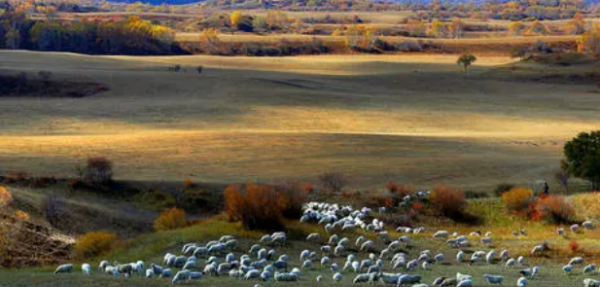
xmin=0 ymin=51 xmax=598 ymax=191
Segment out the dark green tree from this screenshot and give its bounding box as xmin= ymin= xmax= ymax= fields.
xmin=563 ymin=131 xmax=600 ymax=190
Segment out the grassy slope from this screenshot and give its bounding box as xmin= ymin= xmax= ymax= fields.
xmin=3 ymin=204 xmax=600 ymax=287
xmin=0 ymin=51 xmax=598 ymax=191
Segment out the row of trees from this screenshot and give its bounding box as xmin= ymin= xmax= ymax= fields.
xmin=0 ymin=12 xmax=183 ymax=55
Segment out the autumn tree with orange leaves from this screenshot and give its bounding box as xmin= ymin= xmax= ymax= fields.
xmin=224 ymin=182 xmax=290 ymax=230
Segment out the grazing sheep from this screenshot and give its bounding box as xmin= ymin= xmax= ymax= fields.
xmin=571 ymin=224 xmax=580 ymax=233
xmin=480 ymin=237 xmax=493 ymax=246
xmin=563 ymin=264 xmax=573 ymax=274
xmin=145 ymin=269 xmax=154 ymax=278
xmin=483 ymin=274 xmax=503 ymax=285
xmin=584 ymin=264 xmax=597 ymax=273
xmin=433 ymin=230 xmax=449 ymax=239
xmin=440 ymin=278 xmax=457 ymax=287
xmin=244 ymin=270 xmax=261 ymax=280
xmin=333 ymin=272 xmax=342 ymax=282
xmin=456 ymin=279 xmax=472 ymax=287
xmin=531 ymin=245 xmax=544 ymax=256
xmin=307 ymin=233 xmax=321 ymax=242
xmin=81 ymin=263 xmax=91 ymax=276
xmin=98 ymin=260 xmax=109 ymax=271
xmin=398 ymin=274 xmax=421 ymax=285
xmin=54 ymin=264 xmax=73 ymax=275
xmin=570 ymin=257 xmax=585 ymax=265
xmin=584 ymin=278 xmax=600 ymax=287
xmin=172 ymin=270 xmax=191 ymax=284
xmin=432 ymin=277 xmax=446 ymax=286
xmin=583 ymin=221 xmax=594 ymax=230
xmin=456 ymin=251 xmax=465 ymax=263
xmin=506 ymin=258 xmax=516 ymax=267
xmin=353 ymin=273 xmax=370 ymax=283
xmin=557 ymin=228 xmax=565 ymax=235
xmin=517 ymin=276 xmax=527 ymax=287
xmin=161 ymin=269 xmax=173 ymax=278
xmin=274 ymin=272 xmax=299 ymax=282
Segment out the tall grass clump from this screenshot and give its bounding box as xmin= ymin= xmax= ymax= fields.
xmin=571 ymin=192 xmax=600 ymax=221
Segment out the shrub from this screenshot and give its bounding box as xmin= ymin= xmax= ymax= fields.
xmin=533 ymin=195 xmax=575 ymax=224
xmin=278 ymin=182 xmax=309 ymax=219
xmin=502 ymin=187 xmax=534 ymax=214
xmin=494 ymin=183 xmax=515 ymax=197
xmin=154 ymin=208 xmax=188 ymax=231
xmin=0 ymin=187 xmax=13 ymax=209
xmin=136 ymin=189 xmax=176 ymax=210
xmin=429 ymin=185 xmax=467 ymax=220
xmin=318 ymin=172 xmax=350 ymax=193
xmin=224 ymin=182 xmax=287 ymax=230
xmin=83 ymin=157 xmax=113 ymax=186
xmin=74 ymin=231 xmax=117 ymax=259
xmin=183 ymin=179 xmax=195 ymax=189
xmin=569 ymin=240 xmax=579 ymax=253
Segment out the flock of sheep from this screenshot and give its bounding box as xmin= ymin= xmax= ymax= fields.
xmin=53 ymin=195 xmax=600 ymax=287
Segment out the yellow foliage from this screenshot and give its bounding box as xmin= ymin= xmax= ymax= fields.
xmin=13 ymin=210 xmax=29 ymax=221
xmin=230 ymin=11 xmax=243 ymax=28
xmin=577 ymin=24 xmax=600 ymax=55
xmin=502 ymin=187 xmax=533 ymax=213
xmin=154 ymin=208 xmax=187 ymax=231
xmin=74 ymin=231 xmax=117 ymax=259
xmin=0 ymin=187 xmax=12 ymax=209
xmin=508 ymin=21 xmax=525 ymax=36
xmin=571 ymin=193 xmax=600 ymax=221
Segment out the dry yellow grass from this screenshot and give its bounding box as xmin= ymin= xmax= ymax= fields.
xmin=0 ymin=50 xmax=598 ymax=190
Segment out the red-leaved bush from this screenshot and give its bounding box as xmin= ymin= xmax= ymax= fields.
xmin=429 ymin=185 xmax=468 ymax=220
xmin=224 ymin=182 xmax=289 ymax=230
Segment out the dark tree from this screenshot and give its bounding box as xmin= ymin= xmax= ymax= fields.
xmin=83 ymin=157 xmax=113 ymax=186
xmin=563 ymin=131 xmax=600 ymax=190
xmin=318 ymin=172 xmax=349 ymax=193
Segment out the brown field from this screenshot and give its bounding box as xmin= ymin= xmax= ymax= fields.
xmin=0 ymin=51 xmax=598 ymax=191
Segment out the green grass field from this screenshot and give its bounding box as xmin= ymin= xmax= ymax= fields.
xmin=0 ymin=51 xmax=598 ymax=191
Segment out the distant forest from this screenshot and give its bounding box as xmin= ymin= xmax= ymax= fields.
xmin=0 ymin=11 xmax=185 ymax=55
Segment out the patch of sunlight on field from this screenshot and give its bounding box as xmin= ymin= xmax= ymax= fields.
xmin=109 ymin=54 xmax=517 ymax=75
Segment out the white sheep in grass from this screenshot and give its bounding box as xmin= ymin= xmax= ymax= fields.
xmin=480 ymin=237 xmax=493 ymax=246
xmin=569 ymin=257 xmax=584 ymax=265
xmin=398 ymin=274 xmax=421 ymax=285
xmin=353 ymin=273 xmax=370 ymax=283
xmin=500 ymin=250 xmax=509 ymax=260
xmin=321 ymin=257 xmax=330 ymax=267
xmin=584 ymin=278 xmax=600 ymax=287
xmin=433 ymin=230 xmax=449 ymax=239
xmin=406 ymin=259 xmax=418 ymax=271
xmin=557 ymin=228 xmax=565 ymax=235
xmin=531 ymin=245 xmax=544 ymax=255
xmin=486 ymin=250 xmax=495 ymax=264
xmin=563 ymin=264 xmax=573 ymax=274
xmin=517 ymin=276 xmax=527 ymax=287
xmin=54 ymin=264 xmax=73 ymax=275
xmin=81 ymin=263 xmax=91 ymax=276
xmin=172 ymin=270 xmax=191 ymax=284
xmin=517 ymin=256 xmax=526 ymax=266
xmin=244 ymin=270 xmax=260 ymax=280
xmin=583 ymin=221 xmax=595 ymax=230
xmin=145 ymin=268 xmax=154 ymax=278
xmin=333 ymin=272 xmax=342 ymax=283
xmin=360 ymin=240 xmax=374 ymax=252
xmin=456 ymin=279 xmax=472 ymax=287
xmin=274 ymin=272 xmax=299 ymax=282
xmin=506 ymin=258 xmax=516 ymax=267
xmin=98 ymin=260 xmax=109 ymax=271
xmin=307 ymin=233 xmax=321 ymax=241
xmin=432 ymin=277 xmax=446 ymax=286
xmin=456 ymin=273 xmax=472 ymax=282
xmin=316 ymin=275 xmax=322 ymax=282
xmin=483 ymin=274 xmax=503 ymax=285
xmin=300 ymin=250 xmax=310 ymax=261
xmin=571 ymin=224 xmax=580 ymax=233
xmin=161 ymin=269 xmax=173 ymax=278
xmin=434 ymin=253 xmax=445 ymax=264
xmin=302 ymin=259 xmax=312 ymax=269
xmin=456 ymin=251 xmax=465 ymax=263
xmin=584 ymin=264 xmax=597 ymax=273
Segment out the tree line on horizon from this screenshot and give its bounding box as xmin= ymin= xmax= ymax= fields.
xmin=0 ymin=11 xmax=185 ymax=55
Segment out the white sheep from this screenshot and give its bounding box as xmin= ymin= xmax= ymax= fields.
xmin=81 ymin=263 xmax=91 ymax=276
xmin=483 ymin=274 xmax=503 ymax=285
xmin=54 ymin=264 xmax=73 ymax=275
xmin=517 ymin=276 xmax=527 ymax=287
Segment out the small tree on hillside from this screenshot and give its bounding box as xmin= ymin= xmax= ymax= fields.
xmin=563 ymin=131 xmax=600 ymax=190
xmin=457 ymin=53 xmax=477 ymax=73
xmin=318 ymin=172 xmax=349 ymax=193
xmin=555 ymin=164 xmax=571 ymax=193
xmin=83 ymin=157 xmax=113 ymax=186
